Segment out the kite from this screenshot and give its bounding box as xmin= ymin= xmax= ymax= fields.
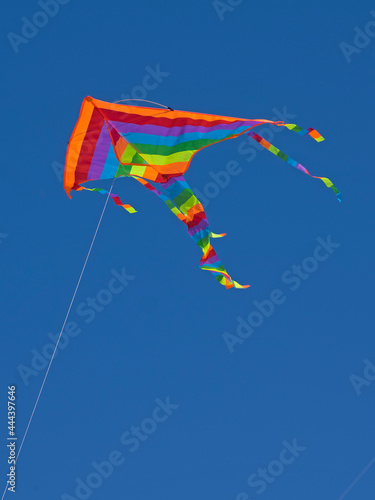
xmin=64 ymin=97 xmax=341 ymax=289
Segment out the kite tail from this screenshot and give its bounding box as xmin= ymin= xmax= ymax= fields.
xmin=279 ymin=123 xmax=325 ymax=142
xmin=132 ymin=176 xmax=229 ymax=238
xmin=113 ymin=174 xmax=243 ymax=288
xmin=248 ymin=126 xmax=342 ymax=202
xmin=159 ymin=176 xmax=249 ymax=289
xmin=131 ymin=176 xmax=186 ymax=223
xmin=79 ymin=178 xmax=248 ymax=288
xmin=80 ymin=186 xmax=137 ymax=213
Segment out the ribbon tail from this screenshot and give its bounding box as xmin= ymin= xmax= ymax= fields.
xmin=248 ymin=130 xmax=342 ymax=202
xmin=279 ymin=123 xmax=325 ymax=142
xmin=161 ymin=175 xmax=249 ymax=289
xmin=80 ymin=186 xmax=137 ymax=213
xmin=131 ymin=176 xmax=186 ymax=223
xmin=209 ymin=231 xmax=227 ymax=238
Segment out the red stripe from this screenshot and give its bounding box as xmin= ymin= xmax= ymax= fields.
xmin=112 ymin=196 xmax=124 ymax=206
xmin=187 ymin=211 xmax=206 ymax=229
xmin=200 ymin=246 xmax=216 ymax=263
xmin=75 ymin=107 xmax=105 ymax=183
xmin=95 ymin=107 xmax=238 ymax=130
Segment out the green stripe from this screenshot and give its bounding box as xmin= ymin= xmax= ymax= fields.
xmin=116 ymin=164 xmax=131 ymax=177
xmin=173 ymin=188 xmax=193 ymax=209
xmin=202 ymin=264 xmax=226 ymax=273
xmin=120 ymin=146 xmax=146 ymax=164
xmin=164 ymin=199 xmax=183 ymax=217
xmin=180 ymin=194 xmax=199 ymax=213
xmin=268 ymin=144 xmax=279 ymax=155
xmin=291 ymin=125 xmax=303 ymax=133
xmin=277 ymin=151 xmax=288 ymax=161
xmin=116 ymin=164 xmax=148 ymax=177
xmin=133 ymin=137 xmax=225 ymax=157
xmin=196 ymin=235 xmax=210 ymax=250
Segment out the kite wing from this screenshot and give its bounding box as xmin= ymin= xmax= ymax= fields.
xmin=64 ymin=97 xmax=341 ymax=289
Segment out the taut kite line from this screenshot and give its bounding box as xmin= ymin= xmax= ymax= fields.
xmin=64 ymin=97 xmax=341 ymax=289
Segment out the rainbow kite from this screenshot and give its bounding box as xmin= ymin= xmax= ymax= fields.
xmin=64 ymin=97 xmax=341 ymax=289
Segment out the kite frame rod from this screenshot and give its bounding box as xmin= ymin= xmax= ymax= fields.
xmin=113 ymin=98 xmax=173 ymax=110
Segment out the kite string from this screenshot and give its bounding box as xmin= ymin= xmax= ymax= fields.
xmin=0 ymin=180 xmax=115 ymax=500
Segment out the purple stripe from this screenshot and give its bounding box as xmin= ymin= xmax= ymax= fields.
xmin=87 ymin=164 xmax=107 ymax=179
xmin=88 ymin=124 xmax=111 ymax=178
xmin=296 ymin=164 xmax=308 ymax=174
xmin=188 ymin=219 xmax=209 ymax=236
xmin=109 ymin=119 xmax=261 ymax=138
xmin=161 ymin=175 xmax=186 ymax=189
xmin=203 ymin=254 xmax=220 ymax=265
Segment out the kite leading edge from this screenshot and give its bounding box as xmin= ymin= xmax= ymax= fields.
xmin=63 ymin=97 xmax=341 ymax=289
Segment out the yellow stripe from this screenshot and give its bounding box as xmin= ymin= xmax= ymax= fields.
xmin=142 ymin=150 xmax=195 ymax=166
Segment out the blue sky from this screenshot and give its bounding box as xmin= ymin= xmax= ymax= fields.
xmin=1 ymin=1 xmax=375 ymax=499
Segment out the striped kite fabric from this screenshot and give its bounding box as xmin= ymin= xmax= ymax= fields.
xmin=64 ymin=97 xmax=341 ymax=289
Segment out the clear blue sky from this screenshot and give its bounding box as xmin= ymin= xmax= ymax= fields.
xmin=1 ymin=1 xmax=374 ymax=499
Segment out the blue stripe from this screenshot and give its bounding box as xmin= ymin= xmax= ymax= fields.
xmin=201 ymin=260 xmax=223 ymax=269
xmin=287 ymin=158 xmax=298 ymax=167
xmin=190 ymin=229 xmax=210 ymax=244
xmin=100 ymin=146 xmax=120 ymax=179
xmin=163 ymin=180 xmax=190 ymax=200
xmin=120 ymin=126 xmax=250 ymax=147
